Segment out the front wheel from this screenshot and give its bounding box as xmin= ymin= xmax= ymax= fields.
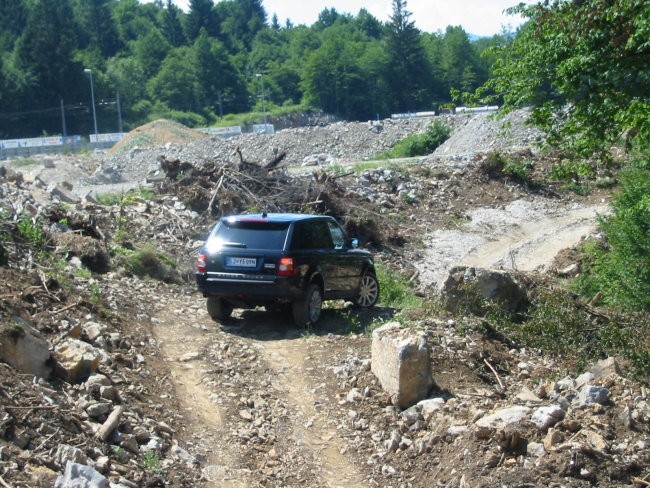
xmin=354 ymin=272 xmax=379 ymax=308
xmin=206 ymin=296 xmax=233 ymax=322
xmin=292 ymin=284 xmax=322 ymax=327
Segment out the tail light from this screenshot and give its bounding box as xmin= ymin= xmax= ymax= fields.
xmin=197 ymin=253 xmax=207 ymax=273
xmin=277 ymin=257 xmax=297 ymax=276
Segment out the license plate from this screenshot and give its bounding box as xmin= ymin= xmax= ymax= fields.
xmin=226 ymin=257 xmax=257 ymax=267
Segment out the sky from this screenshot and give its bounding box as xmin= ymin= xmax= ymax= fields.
xmin=168 ymin=0 xmax=528 ymax=37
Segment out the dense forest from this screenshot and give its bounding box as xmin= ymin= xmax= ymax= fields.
xmin=0 ymin=0 xmax=513 ymax=139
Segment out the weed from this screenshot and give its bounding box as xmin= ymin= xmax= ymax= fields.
xmin=142 ymin=450 xmax=162 ymax=474
xmin=115 ymin=245 xmax=176 ymax=282
xmin=375 ymin=263 xmax=422 ymax=309
xmin=17 ymin=215 xmax=47 ymax=247
xmin=548 ymin=160 xmax=594 ymax=194
xmin=90 ymin=283 xmax=101 ymax=303
xmin=112 ymin=446 xmax=127 ymax=463
xmin=482 ymin=151 xmax=534 ymax=185
xmin=11 ymin=157 xmax=39 ymax=169
xmin=375 ymin=120 xmax=451 ymax=159
xmin=96 ymin=187 xmax=156 ymax=206
xmin=73 ymin=267 xmax=92 ymax=279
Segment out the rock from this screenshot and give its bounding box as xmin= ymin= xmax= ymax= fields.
xmin=584 ymin=430 xmax=608 ymax=450
xmin=371 ymin=322 xmax=433 ymax=409
xmin=516 ymin=387 xmax=543 ymax=403
xmin=440 ymin=266 xmax=528 ymax=314
xmin=576 ymin=385 xmax=610 ymax=407
xmin=590 ymin=357 xmax=621 ymax=379
xmin=50 ymin=183 xmax=81 ymax=204
xmin=55 ymin=461 xmax=110 ymax=488
xmin=52 ymin=339 xmax=103 ymax=383
xmin=543 ymin=429 xmax=564 ymax=450
xmin=417 ymin=398 xmax=445 ymax=421
xmin=346 ymin=388 xmax=362 ymax=403
xmin=527 ymin=442 xmax=546 ymax=458
xmin=475 ymin=406 xmax=531 ymax=429
xmin=531 ymin=405 xmax=565 ymax=429
xmin=575 ymin=371 xmax=595 ymax=388
xmin=0 ymin=320 xmax=52 ymax=378
xmin=83 ymin=322 xmax=106 ymax=343
xmin=385 ymin=432 xmax=401 ymax=452
xmin=85 ymin=402 xmax=112 ymax=418
xmin=55 ymin=445 xmax=88 ymax=467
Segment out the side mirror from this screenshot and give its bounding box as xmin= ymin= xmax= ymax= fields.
xmin=351 ymin=238 xmax=359 ymax=249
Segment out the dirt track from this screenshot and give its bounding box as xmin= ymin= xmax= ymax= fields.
xmin=418 ymin=200 xmax=608 ymax=288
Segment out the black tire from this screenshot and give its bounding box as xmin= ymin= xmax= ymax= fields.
xmin=292 ymin=284 xmax=323 ymax=327
xmin=354 ymin=272 xmax=379 ymax=308
xmin=206 ymin=296 xmax=233 ymax=321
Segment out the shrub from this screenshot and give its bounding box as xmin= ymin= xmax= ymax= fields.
xmin=487 ymin=288 xmax=649 ymax=381
xmin=376 ymin=120 xmax=451 ymax=159
xmin=574 ymin=162 xmax=650 ymax=310
xmin=375 ymin=263 xmax=422 ymax=309
xmin=17 ymin=215 xmax=47 ymax=247
xmin=114 ymin=245 xmax=177 ymax=282
xmin=481 ymin=151 xmax=534 ymax=185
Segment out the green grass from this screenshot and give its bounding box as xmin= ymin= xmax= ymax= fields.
xmin=95 ymin=187 xmax=156 ymax=206
xmin=374 ymin=120 xmax=451 ymax=160
xmin=216 ymin=103 xmax=311 ymax=128
xmin=113 ymin=245 xmax=176 ymax=282
xmin=376 ymin=263 xmax=422 ymax=309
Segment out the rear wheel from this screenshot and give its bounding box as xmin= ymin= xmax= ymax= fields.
xmin=206 ymin=297 xmax=233 ymax=321
xmin=292 ymin=284 xmax=322 ymax=327
xmin=354 ymin=272 xmax=379 ymax=308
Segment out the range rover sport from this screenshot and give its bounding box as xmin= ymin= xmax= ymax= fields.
xmin=195 ymin=213 xmax=379 ymax=326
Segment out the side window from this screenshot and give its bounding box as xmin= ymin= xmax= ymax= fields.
xmin=290 ymin=222 xmax=307 ymax=250
xmin=312 ymin=221 xmax=333 ymax=249
xmin=291 ymin=221 xmax=333 ymax=250
xmin=327 ymin=221 xmax=346 ymax=249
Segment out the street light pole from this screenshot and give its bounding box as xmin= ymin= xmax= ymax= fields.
xmin=255 ymin=73 xmax=267 ymax=127
xmin=84 ymin=68 xmax=98 ymax=140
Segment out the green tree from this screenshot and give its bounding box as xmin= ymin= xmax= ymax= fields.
xmin=132 ymin=28 xmax=171 ymax=78
xmin=481 ymin=0 xmax=650 ymax=156
xmin=73 ymin=0 xmax=121 ymax=57
xmin=147 ymin=47 xmax=199 ymax=112
xmin=384 ymin=0 xmax=432 ymax=112
xmin=0 ymin=0 xmax=27 ymax=52
xmin=301 ymin=23 xmax=379 ymax=119
xmin=184 ymin=0 xmax=219 ymax=42
xmin=440 ymin=26 xmax=482 ymax=96
xmin=354 ymin=8 xmax=384 ymax=40
xmin=161 ymin=0 xmax=187 ymax=47
xmin=13 ymin=0 xmax=81 ymax=109
xmin=218 ymin=0 xmax=268 ymax=51
xmin=112 ymin=0 xmax=158 ymax=44
xmin=193 ymin=29 xmax=249 ymax=115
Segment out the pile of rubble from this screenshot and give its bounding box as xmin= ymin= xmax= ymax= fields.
xmin=91 ymin=109 xmax=542 ymax=188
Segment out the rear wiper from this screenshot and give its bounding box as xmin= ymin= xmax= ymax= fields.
xmin=221 ymin=241 xmax=247 ymax=248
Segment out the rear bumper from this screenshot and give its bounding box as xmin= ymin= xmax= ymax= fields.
xmin=195 ymin=272 xmax=305 ymax=303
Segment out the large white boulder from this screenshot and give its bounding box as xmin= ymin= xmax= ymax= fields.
xmin=371 ymin=322 xmax=433 ymax=409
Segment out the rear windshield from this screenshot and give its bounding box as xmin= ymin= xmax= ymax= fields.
xmin=209 ymin=220 xmax=290 ymax=250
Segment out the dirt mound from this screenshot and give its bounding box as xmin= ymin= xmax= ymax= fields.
xmin=107 ymin=119 xmax=206 ymax=156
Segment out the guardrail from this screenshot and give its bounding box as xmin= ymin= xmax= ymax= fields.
xmin=0 ymin=123 xmax=276 ymax=159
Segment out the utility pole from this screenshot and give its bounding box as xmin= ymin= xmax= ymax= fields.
xmin=84 ymin=68 xmax=98 ymax=140
xmin=60 ymin=98 xmax=67 ymax=137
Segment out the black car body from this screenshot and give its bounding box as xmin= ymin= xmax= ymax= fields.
xmin=195 ymin=213 xmax=379 ymax=325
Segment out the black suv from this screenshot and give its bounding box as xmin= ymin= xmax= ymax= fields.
xmin=195 ymin=213 xmax=379 ymax=326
